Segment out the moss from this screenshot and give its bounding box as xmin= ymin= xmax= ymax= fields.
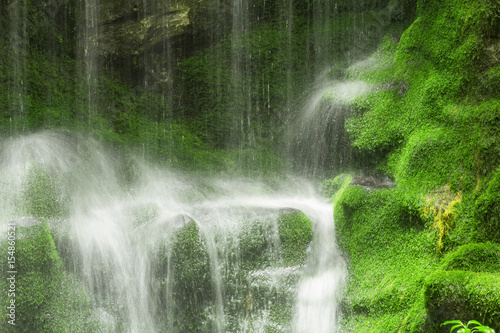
xmin=238 ymin=218 xmax=277 ymax=270
xmin=278 ymin=211 xmax=313 ymax=266
xmin=22 ymin=165 xmax=67 ymax=219
xmin=335 ymin=180 xmax=500 ymax=332
xmin=423 ymin=270 xmax=500 ymax=332
xmin=339 ymin=2 xmax=500 ymax=328
xmin=335 ymin=184 xmax=438 ymax=332
xmin=170 ymin=220 xmax=215 ymax=332
xmin=422 ymin=184 xmax=463 ymax=251
xmin=473 ymin=166 xmax=500 ymax=242
xmin=391 ymin=126 xmax=478 ymax=194
xmin=321 ymin=173 xmax=353 ymax=199
xmin=346 ymin=0 xmax=500 ymax=192
xmin=440 ymin=242 xmax=500 ymax=273
xmin=0 ymin=219 xmax=90 ymax=332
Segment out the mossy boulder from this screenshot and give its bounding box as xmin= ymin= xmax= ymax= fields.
xmin=22 ymin=166 xmax=67 ymax=219
xmin=238 ymin=217 xmax=277 ymax=270
xmin=170 ymin=220 xmax=215 ymax=332
xmin=473 ymin=167 xmax=500 ymax=242
xmin=322 ymin=174 xmax=353 ymax=198
xmin=237 ymin=210 xmax=313 ymax=269
xmin=223 ymin=210 xmax=312 ymax=331
xmin=423 ymin=270 xmax=500 ymax=332
xmin=335 ymin=184 xmax=436 ymax=333
xmin=440 ymin=242 xmax=500 ymax=273
xmin=277 ymin=211 xmax=313 ymax=266
xmin=0 ymin=218 xmax=90 ymax=332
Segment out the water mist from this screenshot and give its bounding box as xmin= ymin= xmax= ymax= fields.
xmin=0 ymin=131 xmax=346 ymax=332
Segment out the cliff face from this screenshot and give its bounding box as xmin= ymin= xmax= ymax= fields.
xmin=333 ymin=1 xmax=500 ymax=331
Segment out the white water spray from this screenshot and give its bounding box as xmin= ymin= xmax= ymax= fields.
xmin=0 ymin=131 xmax=346 ymax=332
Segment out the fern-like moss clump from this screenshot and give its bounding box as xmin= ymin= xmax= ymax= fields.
xmin=422 ymin=184 xmax=462 ymax=251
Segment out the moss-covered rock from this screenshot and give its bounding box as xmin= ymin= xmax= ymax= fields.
xmin=473 ymin=167 xmax=500 ymax=242
xmin=440 ymin=242 xmax=500 ymax=273
xmin=423 ymin=270 xmax=500 ymax=332
xmin=338 ymin=1 xmax=500 ymax=329
xmin=22 ymin=166 xmax=67 ymax=219
xmin=170 ymin=220 xmax=215 ymax=332
xmin=321 ymin=174 xmax=353 ymax=198
xmin=335 ymin=184 xmax=432 ymax=330
xmin=0 ymin=218 xmax=90 ymax=332
xmin=238 ymin=218 xmax=277 ymax=270
xmin=277 ymin=211 xmax=313 ymax=266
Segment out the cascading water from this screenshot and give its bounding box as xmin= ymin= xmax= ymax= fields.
xmin=78 ymin=0 xmax=100 ymax=126
xmin=0 ymin=0 xmax=405 ymax=331
xmin=0 ymin=131 xmax=346 ymax=332
xmin=287 ymin=77 xmax=371 ymax=176
xmin=6 ymin=0 xmax=28 ymax=133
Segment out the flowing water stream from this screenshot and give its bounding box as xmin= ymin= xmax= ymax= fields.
xmin=0 ymin=131 xmax=347 ymax=332
xmin=0 ymin=0 xmax=392 ymax=330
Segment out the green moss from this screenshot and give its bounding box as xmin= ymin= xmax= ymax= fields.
xmin=238 ymin=219 xmax=276 ymax=270
xmin=340 ymin=3 xmax=500 ymax=328
xmin=440 ymin=242 xmax=500 ymax=273
xmin=347 ymin=0 xmax=500 ymax=193
xmin=278 ymin=211 xmax=313 ymax=266
xmin=170 ymin=220 xmax=215 ymax=332
xmin=0 ymin=219 xmax=90 ymax=332
xmin=321 ymin=173 xmax=353 ymax=199
xmin=473 ymin=167 xmax=500 ymax=242
xmin=335 ymin=184 xmax=438 ymax=332
xmin=424 ymin=270 xmax=500 ymax=332
xmin=23 ymin=166 xmax=67 ymax=219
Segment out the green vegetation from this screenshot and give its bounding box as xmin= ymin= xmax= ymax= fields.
xmin=22 ymin=165 xmax=67 ymax=219
xmin=2 ymin=0 xmax=500 ymax=331
xmin=278 ymin=211 xmax=313 ymax=266
xmin=237 ymin=211 xmax=313 ymax=332
xmin=334 ymin=0 xmax=500 ymax=331
xmin=170 ymin=220 xmax=215 ymax=332
xmin=0 ymin=220 xmax=91 ymax=332
xmin=441 ymin=320 xmax=495 ymax=333
xmin=425 ymin=270 xmax=500 ymax=331
xmin=151 ymin=212 xmax=313 ymax=332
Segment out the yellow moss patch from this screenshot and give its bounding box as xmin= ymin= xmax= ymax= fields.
xmin=422 ymin=184 xmax=462 ymax=251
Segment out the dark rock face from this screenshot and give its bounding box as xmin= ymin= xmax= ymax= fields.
xmin=79 ymin=0 xmax=229 ymax=88
xmin=350 ymin=173 xmax=395 ymax=189
xmin=92 ymin=0 xmax=192 ymax=58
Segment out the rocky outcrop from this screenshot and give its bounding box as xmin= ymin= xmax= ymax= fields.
xmin=77 ymin=0 xmax=229 ymax=88
xmin=350 ymin=173 xmax=395 ymax=190
xmin=91 ymin=0 xmax=191 ymax=57
xmin=81 ymin=0 xmax=226 ymax=75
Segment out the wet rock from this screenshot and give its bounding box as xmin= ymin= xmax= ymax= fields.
xmin=424 ymin=270 xmax=500 ymax=332
xmin=278 ymin=210 xmax=313 ymax=266
xmin=484 ymin=38 xmax=500 ymax=67
xmin=170 ymin=219 xmax=216 ymax=332
xmin=86 ymin=0 xmax=223 ymax=59
xmin=375 ymin=80 xmax=408 ymax=97
xmin=350 ymin=173 xmax=395 ymax=189
xmin=0 ymin=219 xmax=90 ymax=332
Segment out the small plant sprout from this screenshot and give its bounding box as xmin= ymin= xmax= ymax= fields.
xmin=441 ymin=320 xmax=495 ymax=333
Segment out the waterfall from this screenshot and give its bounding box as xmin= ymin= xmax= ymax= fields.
xmin=6 ymin=0 xmax=28 ymax=133
xmin=77 ymin=0 xmax=100 ymax=126
xmin=0 ymin=132 xmax=346 ymax=332
xmin=0 ymin=0 xmax=400 ymax=330
xmin=287 ymin=79 xmax=371 ymax=176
